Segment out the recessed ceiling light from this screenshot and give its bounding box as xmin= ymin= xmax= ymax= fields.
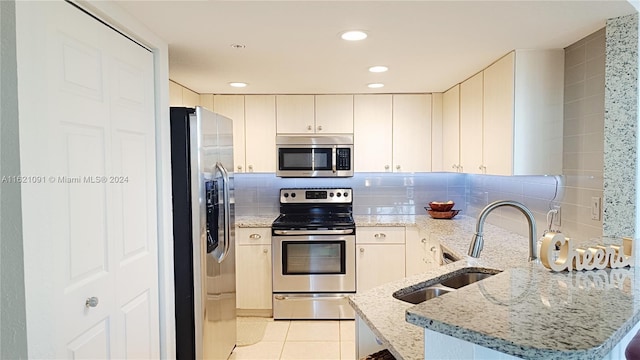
xmin=368 ymin=83 xmax=384 ymax=89
xmin=369 ymin=66 xmax=389 ymax=73
xmin=230 ymin=44 xmax=246 ymax=49
xmin=229 ymin=82 xmax=247 ymax=88
xmin=340 ymin=30 xmax=367 ymax=41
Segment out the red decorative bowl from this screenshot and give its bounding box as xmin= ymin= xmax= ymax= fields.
xmin=426 ymin=209 xmax=460 ymax=219
xmin=428 ymin=201 xmax=455 ymax=212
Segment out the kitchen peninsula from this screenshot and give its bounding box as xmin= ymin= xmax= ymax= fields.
xmin=349 ymin=215 xmax=640 ymax=360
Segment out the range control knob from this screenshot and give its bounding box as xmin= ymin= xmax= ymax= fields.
xmin=336 ymin=193 xmax=341 ymax=197
xmin=283 ymin=193 xmax=289 ymax=198
xmin=343 ymin=192 xmax=349 ymax=197
xmin=329 ymin=192 xmax=334 ymax=197
xmin=291 ymin=193 xmax=296 ymax=198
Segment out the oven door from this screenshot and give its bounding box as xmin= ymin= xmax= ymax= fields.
xmin=272 ymin=234 xmax=355 ymax=293
xmin=276 ymin=146 xmax=333 ymax=176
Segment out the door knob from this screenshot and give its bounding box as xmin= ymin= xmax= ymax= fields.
xmin=237 ymin=165 xmax=242 ymax=172
xmin=85 ymin=297 xmax=99 ymax=308
xmin=360 ymin=248 xmax=365 ymax=253
xmin=263 ymin=248 xmax=268 ymax=254
xmin=307 ymin=125 xmax=313 ymax=131
xmin=248 ymin=165 xmax=253 ymax=172
xmin=317 ymin=125 xmax=323 ymax=131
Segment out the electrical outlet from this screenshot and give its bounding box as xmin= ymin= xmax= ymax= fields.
xmin=553 ymin=206 xmax=561 ymax=226
xmin=591 ymin=197 xmax=601 ymax=221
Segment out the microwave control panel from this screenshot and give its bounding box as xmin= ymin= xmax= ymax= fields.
xmin=336 ymin=148 xmax=351 ymax=170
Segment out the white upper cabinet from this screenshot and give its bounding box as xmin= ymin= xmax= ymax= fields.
xmin=315 ymin=94 xmax=354 ymax=133
xmin=354 ymin=94 xmax=393 ymax=172
xmin=276 ymin=94 xmax=354 ymax=134
xmin=276 ymin=95 xmax=315 ymax=133
xmin=169 ymin=80 xmax=199 ymax=107
xmin=213 ymin=95 xmax=246 ymax=173
xmin=442 ymin=85 xmax=460 ymax=172
xmin=392 ymin=94 xmax=432 ymax=172
xmin=245 ymin=95 xmax=276 ymax=172
xmin=459 ymin=72 xmax=484 ymax=174
xmin=483 ymin=50 xmax=564 ymax=175
xmin=440 ymin=50 xmax=563 ymax=176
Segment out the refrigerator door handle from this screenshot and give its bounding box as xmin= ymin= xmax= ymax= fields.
xmin=215 ymin=161 xmax=231 ymax=263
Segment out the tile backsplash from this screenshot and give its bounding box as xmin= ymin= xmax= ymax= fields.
xmin=234 ymin=172 xmax=561 ymax=240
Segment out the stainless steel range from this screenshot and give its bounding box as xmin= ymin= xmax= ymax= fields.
xmin=271 ymin=187 xmax=356 ymax=320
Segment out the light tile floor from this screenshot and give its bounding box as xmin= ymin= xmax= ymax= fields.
xmin=231 ymin=319 xmax=356 ymax=360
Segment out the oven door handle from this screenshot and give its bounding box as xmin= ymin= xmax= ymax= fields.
xmin=272 ymin=229 xmax=354 ymax=235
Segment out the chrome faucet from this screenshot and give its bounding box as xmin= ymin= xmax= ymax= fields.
xmin=468 ymin=200 xmax=538 ymax=261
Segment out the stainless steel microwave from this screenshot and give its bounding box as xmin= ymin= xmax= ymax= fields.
xmin=276 ymin=135 xmax=354 ymax=177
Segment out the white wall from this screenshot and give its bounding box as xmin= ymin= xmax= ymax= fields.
xmin=0 ymin=0 xmax=28 ymax=358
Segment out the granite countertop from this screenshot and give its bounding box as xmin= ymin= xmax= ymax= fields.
xmin=235 ymin=215 xmax=277 ymax=228
xmin=348 ymin=215 xmax=639 ymax=360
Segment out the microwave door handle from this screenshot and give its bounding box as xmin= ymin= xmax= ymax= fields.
xmin=332 ymin=146 xmax=337 ymax=173
xmin=214 ymin=162 xmax=231 ymax=263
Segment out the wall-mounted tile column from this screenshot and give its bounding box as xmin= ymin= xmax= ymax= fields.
xmin=603 ymin=13 xmax=639 ymax=238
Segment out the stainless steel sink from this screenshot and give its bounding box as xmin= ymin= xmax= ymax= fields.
xmin=439 ymin=272 xmax=496 ymax=289
xmin=393 ymin=267 xmax=501 ymax=304
xmin=393 ymin=287 xmax=451 ymax=304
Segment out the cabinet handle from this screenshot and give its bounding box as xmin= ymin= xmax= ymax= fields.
xmin=237 ymin=165 xmax=243 ymax=172
xmin=374 ymin=233 xmax=386 ymax=239
xmin=85 ymin=296 xmax=99 ymax=308
xmin=384 ymin=165 xmax=390 ymax=171
xmin=317 ymin=125 xmax=323 ymax=131
xmin=452 ymin=164 xmax=457 ymax=169
xmin=307 ymin=125 xmax=313 ymax=131
xmin=248 ymin=165 xmax=253 ymax=172
xmin=421 ymin=238 xmax=427 ymax=244
xmin=478 ymin=165 xmax=487 ymax=173
xmin=249 ymin=234 xmax=262 ymax=239
xmin=396 ymin=165 xmax=401 ymax=170
xmin=430 ymin=246 xmax=436 ymax=252
xmin=263 ymin=248 xmax=268 ymax=254
xmin=458 ymin=165 xmax=463 ymax=173
xmin=360 ymin=248 xmax=365 ymax=253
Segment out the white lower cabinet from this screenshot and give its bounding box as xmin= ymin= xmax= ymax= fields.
xmin=235 ymin=227 xmax=272 ymax=316
xmin=356 ymin=227 xmax=406 ymax=293
xmin=405 ymin=227 xmax=441 ymax=276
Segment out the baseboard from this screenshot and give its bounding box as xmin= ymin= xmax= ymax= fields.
xmin=237 ymin=308 xmax=273 ymax=317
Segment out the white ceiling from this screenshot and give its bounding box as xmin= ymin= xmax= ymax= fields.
xmin=116 ymin=1 xmax=636 ymax=94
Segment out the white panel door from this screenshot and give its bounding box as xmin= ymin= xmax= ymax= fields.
xmin=16 ymin=1 xmax=159 ymax=358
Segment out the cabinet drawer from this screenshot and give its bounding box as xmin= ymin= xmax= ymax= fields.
xmin=356 ymin=227 xmax=405 ymax=244
xmin=236 ymin=227 xmax=271 ymax=245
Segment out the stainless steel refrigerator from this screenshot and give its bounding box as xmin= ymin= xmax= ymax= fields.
xmin=170 ymin=106 xmax=236 ymax=359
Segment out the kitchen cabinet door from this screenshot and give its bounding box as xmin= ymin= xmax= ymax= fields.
xmin=276 ymin=95 xmax=315 ymax=134
xmin=442 ymin=85 xmax=461 ymax=172
xmin=236 ymin=228 xmax=272 ymax=314
xmin=236 ymin=244 xmax=272 ymax=312
xmin=431 ymin=93 xmax=444 ymax=172
xmin=357 ymin=244 xmax=405 ymax=293
xmin=315 ymin=94 xmax=354 ymax=133
xmin=392 ymin=94 xmax=432 ymax=172
xmin=405 ymin=227 xmax=440 ymax=276
xmin=483 ymin=50 xmax=564 ymax=175
xmin=483 ymin=52 xmax=514 ymax=176
xmin=245 ymin=95 xmax=276 ymax=172
xmin=213 ymin=95 xmax=246 ymax=173
xmin=459 ymin=72 xmax=484 ymax=174
xmin=354 ymin=94 xmax=393 ymax=172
